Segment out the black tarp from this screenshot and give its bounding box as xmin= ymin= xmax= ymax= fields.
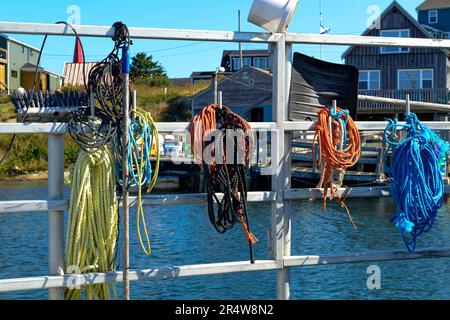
xmin=289 ymin=52 xmax=359 ymax=121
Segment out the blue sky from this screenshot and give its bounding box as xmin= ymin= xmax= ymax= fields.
xmin=0 ymin=0 xmax=422 ymax=78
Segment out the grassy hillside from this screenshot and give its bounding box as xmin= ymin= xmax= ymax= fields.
xmin=133 ymin=82 xmax=208 ymax=121
xmin=0 ymin=95 xmax=15 ymax=122
xmin=0 ymin=83 xmax=208 ymax=178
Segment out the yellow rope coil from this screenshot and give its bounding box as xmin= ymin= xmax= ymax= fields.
xmin=65 ymin=146 xmax=118 ymax=300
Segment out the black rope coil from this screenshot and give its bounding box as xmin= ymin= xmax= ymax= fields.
xmin=69 ymin=22 xmax=131 ymax=153
xmin=191 ymin=105 xmax=258 ymax=264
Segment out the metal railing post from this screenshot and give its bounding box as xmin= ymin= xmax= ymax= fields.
xmin=48 ymin=133 xmax=65 ymax=300
xmin=281 ymin=43 xmax=293 ymax=300
xmin=271 ymin=34 xmax=289 ymax=300
xmin=122 ymin=73 xmax=131 ymax=300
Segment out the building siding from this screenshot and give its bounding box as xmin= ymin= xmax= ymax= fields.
xmin=418 ymin=8 xmax=450 ymax=32
xmin=345 ymin=5 xmax=448 ymax=90
xmin=8 ymin=41 xmax=39 ymax=90
xmin=191 ymin=66 xmax=273 ymax=122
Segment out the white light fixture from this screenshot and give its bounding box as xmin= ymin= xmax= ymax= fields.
xmin=248 ymin=0 xmax=299 ymax=33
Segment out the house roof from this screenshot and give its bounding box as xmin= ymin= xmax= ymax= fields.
xmin=63 ymin=62 xmax=97 ymax=86
xmin=21 ymin=63 xmax=63 ymax=78
xmin=0 ymin=34 xmax=41 ymax=52
xmin=417 ymin=0 xmax=450 ymax=10
xmin=221 ymin=50 xmax=270 ymax=58
xmin=190 ymin=71 xmax=215 ymax=78
xmin=341 ymin=1 xmax=448 ymax=59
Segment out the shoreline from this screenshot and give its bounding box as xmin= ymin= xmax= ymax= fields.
xmin=0 ymin=171 xmax=70 ymax=183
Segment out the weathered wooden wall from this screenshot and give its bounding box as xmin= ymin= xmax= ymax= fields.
xmin=345 ymin=5 xmax=449 ymax=90
xmin=191 ymin=66 xmax=273 ymax=118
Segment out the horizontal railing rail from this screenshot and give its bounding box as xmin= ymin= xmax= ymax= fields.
xmin=0 ymin=248 xmax=448 ymax=293
xmin=359 ymin=89 xmax=450 ymax=113
xmin=1 ymin=121 xmax=450 ymax=135
xmin=2 ymin=22 xmax=450 ymax=48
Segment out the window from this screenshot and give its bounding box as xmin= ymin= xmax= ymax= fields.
xmin=429 ymin=10 xmax=438 ymax=24
xmin=21 ymin=47 xmax=25 ymax=54
xmin=0 ymin=49 xmax=6 ymax=60
xmin=359 ymin=70 xmax=380 ymax=90
xmin=11 ymin=70 xmax=18 ymax=78
xmin=398 ymin=69 xmax=433 ymax=90
xmin=253 ymin=57 xmax=270 ymax=69
xmin=232 ymin=57 xmax=251 ymax=71
xmin=380 ymin=29 xmax=410 ymax=54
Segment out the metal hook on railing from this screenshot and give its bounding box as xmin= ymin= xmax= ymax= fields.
xmin=405 ymin=94 xmax=411 ymax=116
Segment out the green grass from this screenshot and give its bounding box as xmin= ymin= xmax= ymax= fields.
xmin=133 ymin=82 xmax=208 ymax=121
xmin=0 ymin=135 xmax=80 ymax=177
xmin=0 ymin=94 xmax=16 ymax=122
xmin=0 ymin=83 xmax=208 ymax=178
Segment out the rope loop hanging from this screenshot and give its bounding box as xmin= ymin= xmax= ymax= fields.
xmin=189 ymin=104 xmax=258 ymax=264
xmin=114 ymin=108 xmax=160 ymax=256
xmin=313 ymin=107 xmax=361 ymax=228
xmin=384 ymin=113 xmax=449 ymax=252
xmin=65 ymin=146 xmax=119 ymax=300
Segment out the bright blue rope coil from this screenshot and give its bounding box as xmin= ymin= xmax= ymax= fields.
xmin=384 ymin=113 xmax=449 ymax=252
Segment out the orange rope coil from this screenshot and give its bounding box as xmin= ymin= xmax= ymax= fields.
xmin=312 ymin=107 xmax=361 ymax=228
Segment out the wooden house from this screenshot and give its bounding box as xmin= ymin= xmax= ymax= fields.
xmin=417 ymin=0 xmax=450 ymax=35
xmin=189 ymin=49 xmax=271 ymax=85
xmin=0 ymin=34 xmax=62 ymax=93
xmin=220 ymin=50 xmax=271 ymax=73
xmin=342 ymin=1 xmax=450 ymax=120
xmin=191 ymin=65 xmax=272 ymax=122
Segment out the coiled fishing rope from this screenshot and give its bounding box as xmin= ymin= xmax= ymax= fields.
xmin=65 ymin=145 xmax=119 ymax=300
xmin=64 ymin=22 xmax=135 ymax=300
xmin=384 ymin=113 xmax=449 ymax=252
xmin=69 ymin=22 xmax=131 ymax=152
xmin=313 ymin=107 xmax=361 ymax=228
xmin=114 ymin=108 xmax=160 ymax=255
xmin=189 ymin=104 xmax=258 ymax=264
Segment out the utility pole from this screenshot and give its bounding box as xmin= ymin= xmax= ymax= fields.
xmin=320 ymin=0 xmax=324 ymax=60
xmin=239 ymin=10 xmax=243 ymax=70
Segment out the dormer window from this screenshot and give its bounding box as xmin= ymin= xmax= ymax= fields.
xmin=380 ymin=29 xmax=410 ymax=54
xmin=429 ymin=10 xmax=438 ymax=24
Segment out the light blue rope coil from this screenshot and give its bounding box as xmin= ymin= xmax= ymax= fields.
xmin=384 ymin=113 xmax=449 ymax=252
xmin=115 ymin=111 xmax=154 ymax=190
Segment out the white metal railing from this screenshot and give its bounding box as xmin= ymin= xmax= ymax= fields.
xmin=0 ymin=22 xmax=449 ymax=301
xmin=2 ymin=121 xmax=450 ymax=134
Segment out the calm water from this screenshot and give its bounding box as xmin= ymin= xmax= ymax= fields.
xmin=0 ymin=182 xmax=448 ymax=300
